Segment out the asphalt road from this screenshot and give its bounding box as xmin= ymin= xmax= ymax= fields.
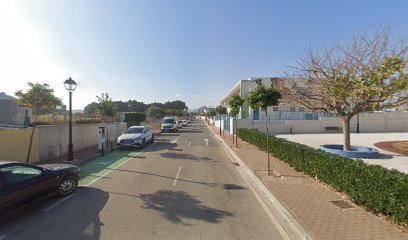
xmin=0 ymin=119 xmax=283 ymax=240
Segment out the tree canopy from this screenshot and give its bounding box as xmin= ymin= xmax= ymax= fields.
xmin=285 ymin=27 xmax=407 ymax=150
xmin=15 ymin=82 xmax=62 ymax=115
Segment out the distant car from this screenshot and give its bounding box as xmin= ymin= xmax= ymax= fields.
xmin=0 ymin=161 xmax=80 ymax=210
xmin=161 ymin=116 xmax=178 ymax=132
xmin=181 ymin=120 xmax=187 ymax=127
xmin=117 ymin=126 xmax=154 ymax=148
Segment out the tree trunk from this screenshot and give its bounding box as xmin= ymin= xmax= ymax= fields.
xmin=342 ymin=116 xmax=351 ymax=151
xmin=219 ymin=116 xmax=221 ymax=136
xmin=235 ymin=116 xmax=238 ymax=148
xmin=232 ymin=117 xmax=235 ymax=144
xmin=266 ymin=109 xmax=270 ymax=176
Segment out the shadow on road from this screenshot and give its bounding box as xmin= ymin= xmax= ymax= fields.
xmin=107 ymin=168 xmax=218 ymax=187
xmin=159 ymin=152 xmax=216 ymax=163
xmin=138 ymin=190 xmax=233 ymax=225
xmin=0 ymin=187 xmax=108 ymax=240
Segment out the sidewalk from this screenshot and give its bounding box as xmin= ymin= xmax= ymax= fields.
xmin=208 ymin=125 xmax=408 ymax=240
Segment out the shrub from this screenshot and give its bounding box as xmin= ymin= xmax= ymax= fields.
xmin=74 ymin=118 xmax=102 ymax=124
xmin=124 ymin=112 xmax=146 ymax=126
xmin=237 ymin=128 xmax=408 ymax=226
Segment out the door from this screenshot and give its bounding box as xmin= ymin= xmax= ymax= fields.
xmin=0 ymin=164 xmax=54 ymax=208
xmin=253 ymin=109 xmax=260 ymax=120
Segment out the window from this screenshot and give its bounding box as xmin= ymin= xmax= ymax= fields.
xmin=290 ymin=107 xmax=296 ymax=112
xmin=1 ymin=165 xmax=42 ymax=184
xmin=299 ymin=107 xmax=305 ymax=112
xmin=272 ymin=107 xmax=279 ymax=112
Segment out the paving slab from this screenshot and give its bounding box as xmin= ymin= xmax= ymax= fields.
xmin=277 ymin=133 xmax=408 ymax=174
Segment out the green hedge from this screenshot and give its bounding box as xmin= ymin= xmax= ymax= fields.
xmin=74 ymin=118 xmax=102 ymax=124
xmin=237 ymin=128 xmax=408 ymax=226
xmin=124 ymin=112 xmax=146 ymax=126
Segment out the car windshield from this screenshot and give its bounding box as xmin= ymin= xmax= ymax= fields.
xmin=125 ymin=128 xmax=143 ymax=134
xmin=163 ymin=119 xmax=174 ymax=124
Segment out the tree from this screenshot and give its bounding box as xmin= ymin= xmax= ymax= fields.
xmin=128 ymin=100 xmax=148 ymax=112
xmin=96 ymin=93 xmax=116 ymax=118
xmin=15 ymin=82 xmax=62 ymax=119
xmin=247 ymin=85 xmax=282 ymax=176
xmin=206 ymin=108 xmax=217 ymax=124
xmin=215 ymin=106 xmax=228 ymax=136
xmin=84 ymin=102 xmax=99 ymax=116
xmin=228 ymin=95 xmax=244 ymax=147
xmin=146 ymin=106 xmax=166 ymax=119
xmin=285 ymin=28 xmax=408 ymax=151
xmin=163 ymin=100 xmax=188 ymax=110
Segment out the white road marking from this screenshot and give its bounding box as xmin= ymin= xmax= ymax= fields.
xmin=171 ymin=138 xmax=179 ymax=144
xmin=172 ymin=166 xmax=182 ymax=186
xmin=188 ymin=141 xmax=191 ymax=147
xmin=43 ymin=194 xmax=75 ymax=212
xmin=82 ymin=142 xmax=157 ymax=187
xmin=204 ymin=138 xmax=209 ymax=146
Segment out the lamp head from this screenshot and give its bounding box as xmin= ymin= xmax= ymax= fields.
xmin=64 ymin=77 xmax=77 ymax=92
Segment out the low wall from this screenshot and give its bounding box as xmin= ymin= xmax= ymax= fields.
xmin=0 ymin=127 xmax=40 ymax=163
xmin=233 ymin=112 xmax=408 ymax=135
xmin=38 ymin=122 xmax=127 ymax=161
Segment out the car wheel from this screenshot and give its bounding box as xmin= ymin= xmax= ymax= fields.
xmin=58 ymin=176 xmax=77 ymax=196
xmin=151 ymin=134 xmax=155 ymax=143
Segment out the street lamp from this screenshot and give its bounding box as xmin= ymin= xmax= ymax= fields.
xmin=64 ymin=77 xmax=77 ymax=161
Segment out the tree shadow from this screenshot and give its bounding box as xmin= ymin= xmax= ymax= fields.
xmin=107 ymin=168 xmax=218 ymax=187
xmin=159 ymin=152 xmax=216 ymax=162
xmin=223 ymin=184 xmax=246 ymax=190
xmin=0 ymin=187 xmax=108 ymax=240
xmin=138 ymin=190 xmax=233 ymax=225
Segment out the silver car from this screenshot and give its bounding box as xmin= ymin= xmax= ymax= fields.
xmin=117 ymin=126 xmax=154 ymax=148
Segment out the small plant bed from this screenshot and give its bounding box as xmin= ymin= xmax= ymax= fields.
xmin=320 ymin=144 xmax=379 ymax=158
xmin=375 ymin=141 xmax=408 ymax=156
xmin=237 ymin=128 xmax=408 ymax=228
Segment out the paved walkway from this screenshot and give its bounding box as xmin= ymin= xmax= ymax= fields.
xmin=209 ymin=126 xmax=408 ymax=240
xmin=277 ymin=133 xmax=408 ymax=174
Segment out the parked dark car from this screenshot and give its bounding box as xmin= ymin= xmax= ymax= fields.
xmin=0 ymin=162 xmax=80 ymax=210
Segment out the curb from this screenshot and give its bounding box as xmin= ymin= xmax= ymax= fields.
xmin=209 ymin=125 xmax=314 ymax=240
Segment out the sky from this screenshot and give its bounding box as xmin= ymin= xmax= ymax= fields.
xmin=0 ymin=0 xmax=407 ymax=110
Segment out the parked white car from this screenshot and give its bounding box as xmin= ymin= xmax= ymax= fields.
xmin=117 ymin=126 xmax=154 ymax=148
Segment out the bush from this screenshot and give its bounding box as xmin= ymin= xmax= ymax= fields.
xmin=124 ymin=112 xmax=146 ymax=126
xmin=74 ymin=118 xmax=102 ymax=124
xmin=237 ymin=128 xmax=408 ymax=226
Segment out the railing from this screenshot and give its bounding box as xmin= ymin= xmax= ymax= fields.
xmin=249 ymin=112 xmax=338 ymax=122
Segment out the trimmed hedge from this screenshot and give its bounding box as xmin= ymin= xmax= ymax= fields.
xmin=237 ymin=128 xmax=408 ymax=226
xmin=124 ymin=112 xmax=146 ymax=126
xmin=74 ymin=118 xmax=102 ymax=124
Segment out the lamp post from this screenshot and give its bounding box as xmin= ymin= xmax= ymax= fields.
xmin=64 ymin=77 xmax=77 ymax=161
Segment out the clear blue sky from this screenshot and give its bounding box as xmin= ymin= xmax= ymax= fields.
xmin=1 ymin=0 xmax=407 ymax=109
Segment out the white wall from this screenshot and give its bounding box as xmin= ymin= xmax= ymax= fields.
xmin=230 ymin=112 xmax=408 ymax=135
xmin=38 ymin=122 xmax=127 ymax=161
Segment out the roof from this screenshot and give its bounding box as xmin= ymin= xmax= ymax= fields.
xmin=0 ymin=92 xmax=16 ymax=100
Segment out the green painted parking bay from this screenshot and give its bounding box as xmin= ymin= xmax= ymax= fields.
xmin=79 ymin=150 xmax=140 ymax=186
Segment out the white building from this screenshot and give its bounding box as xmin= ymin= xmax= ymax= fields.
xmin=215 ymin=78 xmax=408 ymax=135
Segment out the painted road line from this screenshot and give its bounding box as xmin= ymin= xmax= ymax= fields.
xmin=171 ymin=138 xmax=179 ymax=144
xmin=172 ymin=166 xmax=182 ymax=186
xmin=204 ymin=138 xmax=209 ymax=146
xmin=81 ymin=142 xmax=157 ymax=186
xmin=43 ymin=194 xmax=75 ymax=212
xmin=188 ymin=141 xmax=191 ymax=147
